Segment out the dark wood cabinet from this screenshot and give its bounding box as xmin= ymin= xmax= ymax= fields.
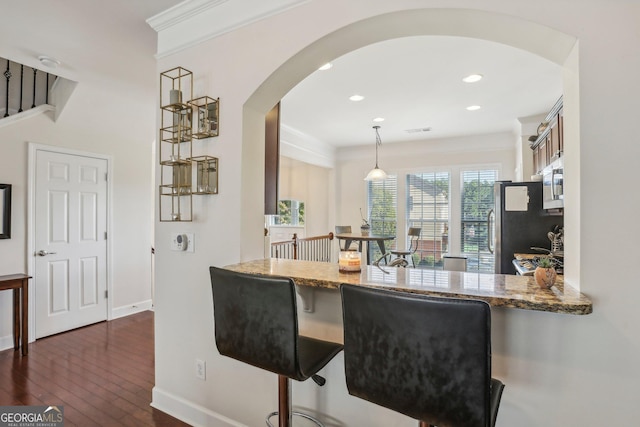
xmin=549 ymin=110 xmax=563 ymax=163
xmin=533 ymin=140 xmax=547 ymax=174
xmin=264 ymin=102 xmax=280 ymax=215
xmin=531 ymin=97 xmax=563 ymax=173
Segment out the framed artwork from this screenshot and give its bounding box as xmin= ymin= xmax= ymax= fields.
xmin=0 ymin=183 xmax=11 ymax=239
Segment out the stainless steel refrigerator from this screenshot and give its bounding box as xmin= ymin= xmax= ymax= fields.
xmin=490 ymin=181 xmax=563 ymax=274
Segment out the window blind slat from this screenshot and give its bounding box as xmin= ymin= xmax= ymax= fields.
xmin=461 ymin=170 xmax=498 ymax=273
xmin=367 ymin=176 xmax=397 ymax=261
xmin=406 ymin=172 xmax=450 ymax=268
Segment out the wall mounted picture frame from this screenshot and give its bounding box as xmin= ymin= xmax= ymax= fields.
xmin=0 ymin=183 xmax=11 ymax=239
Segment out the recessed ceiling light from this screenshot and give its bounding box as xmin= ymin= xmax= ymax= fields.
xmin=349 ymin=94 xmax=364 ymax=102
xmin=318 ymin=63 xmax=333 ymax=71
xmin=373 ymin=117 xmax=385 ymax=122
xmin=462 ymin=74 xmax=483 ymax=83
xmin=466 ymin=105 xmax=481 ymax=111
xmin=38 ymin=55 xmax=60 ymax=68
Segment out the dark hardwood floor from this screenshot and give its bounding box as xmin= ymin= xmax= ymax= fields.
xmin=0 ymin=311 xmax=191 ymax=426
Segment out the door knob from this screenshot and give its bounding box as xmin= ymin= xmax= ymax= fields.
xmin=36 ymin=250 xmax=57 ymax=256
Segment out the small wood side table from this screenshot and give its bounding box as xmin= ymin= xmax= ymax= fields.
xmin=0 ymin=274 xmax=30 ymax=356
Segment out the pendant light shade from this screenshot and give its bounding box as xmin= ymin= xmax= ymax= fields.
xmin=364 ymin=167 xmax=388 ymax=181
xmin=364 ymin=126 xmax=388 ymax=181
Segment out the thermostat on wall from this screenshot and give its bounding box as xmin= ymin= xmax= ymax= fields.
xmin=170 ymin=233 xmax=194 ymax=252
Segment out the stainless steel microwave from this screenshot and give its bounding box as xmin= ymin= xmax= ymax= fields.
xmin=542 ymin=158 xmax=563 ymax=209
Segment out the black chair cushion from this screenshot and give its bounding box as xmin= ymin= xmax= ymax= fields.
xmin=490 ymin=379 xmax=505 ymax=427
xmin=298 ymin=336 xmax=343 ymax=380
xmin=341 ymin=284 xmax=501 ymax=427
xmin=210 ymin=266 xmax=342 ymax=382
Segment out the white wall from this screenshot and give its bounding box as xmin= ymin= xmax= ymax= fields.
xmin=0 ymin=1 xmax=158 ymax=344
xmin=279 ymin=156 xmax=334 ymax=238
xmin=152 ymin=1 xmax=640 ymax=426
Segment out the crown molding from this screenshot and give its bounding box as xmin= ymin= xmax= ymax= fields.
xmin=146 ymin=0 xmax=229 ymax=32
xmin=280 ymin=123 xmax=335 ymax=169
xmin=147 ymin=0 xmax=310 ymax=58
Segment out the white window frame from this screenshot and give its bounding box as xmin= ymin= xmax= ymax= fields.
xmin=366 ymin=163 xmax=502 ymax=269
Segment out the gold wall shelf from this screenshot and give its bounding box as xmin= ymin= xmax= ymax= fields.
xmin=190 ymin=155 xmax=218 ymax=195
xmin=189 ymin=96 xmax=219 ymax=139
xmin=159 ymin=67 xmax=220 ymax=221
xmin=159 ymin=67 xmax=193 ymax=222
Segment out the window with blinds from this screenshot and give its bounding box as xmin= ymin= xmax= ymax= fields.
xmin=461 ymin=170 xmax=498 ymax=273
xmin=407 ymin=172 xmax=450 ymax=268
xmin=365 ymin=168 xmax=497 ymax=271
xmin=366 ymin=176 xmax=397 ymax=261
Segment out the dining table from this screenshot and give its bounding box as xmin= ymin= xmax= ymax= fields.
xmin=335 ymin=232 xmax=395 ymax=265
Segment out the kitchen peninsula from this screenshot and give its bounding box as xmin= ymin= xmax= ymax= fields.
xmin=224 ymin=258 xmax=592 ymax=315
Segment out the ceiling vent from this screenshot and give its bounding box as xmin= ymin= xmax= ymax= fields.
xmin=405 ymin=127 xmax=432 ymax=133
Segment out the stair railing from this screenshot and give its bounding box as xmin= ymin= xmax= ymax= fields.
xmin=2 ymin=57 xmax=57 ymax=118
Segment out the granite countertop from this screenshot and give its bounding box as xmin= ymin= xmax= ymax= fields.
xmin=223 ymin=258 xmax=592 ymax=315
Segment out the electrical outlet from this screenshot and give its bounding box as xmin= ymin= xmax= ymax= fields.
xmin=195 ymin=359 xmax=206 ymax=380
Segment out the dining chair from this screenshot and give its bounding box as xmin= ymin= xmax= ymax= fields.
xmin=389 ymin=227 xmax=421 ymax=267
xmin=335 ymin=225 xmax=359 ymax=251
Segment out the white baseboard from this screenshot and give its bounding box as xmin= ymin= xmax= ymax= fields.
xmin=0 ymin=335 xmax=17 ymax=352
xmin=151 ymin=387 xmax=247 ymax=427
xmin=110 ymin=299 xmax=154 ymax=320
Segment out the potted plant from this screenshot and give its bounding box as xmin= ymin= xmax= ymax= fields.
xmin=534 ymin=257 xmax=557 ymax=289
xmin=360 ymin=208 xmax=370 ymax=236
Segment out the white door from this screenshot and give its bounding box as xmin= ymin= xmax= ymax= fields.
xmin=34 ymin=149 xmax=108 ymax=338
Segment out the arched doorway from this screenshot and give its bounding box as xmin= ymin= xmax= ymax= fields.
xmin=241 ymin=8 xmax=580 ymax=285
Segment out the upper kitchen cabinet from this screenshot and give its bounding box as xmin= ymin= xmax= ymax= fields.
xmin=531 ymin=96 xmax=563 ymax=174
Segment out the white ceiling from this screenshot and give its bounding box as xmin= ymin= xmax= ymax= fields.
xmin=281 ymin=35 xmax=563 ymax=148
xmin=1 ymin=1 xmax=562 ymax=150
xmin=0 ymin=0 xmax=184 ymax=83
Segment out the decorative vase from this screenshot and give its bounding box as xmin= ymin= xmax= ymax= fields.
xmin=360 ymin=224 xmax=370 ymax=236
xmin=534 ymin=266 xmax=556 ymax=289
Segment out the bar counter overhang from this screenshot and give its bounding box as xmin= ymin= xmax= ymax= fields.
xmin=223 ymin=258 xmax=592 ymax=315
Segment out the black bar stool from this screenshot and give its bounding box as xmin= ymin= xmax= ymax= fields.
xmin=340 ymin=284 xmax=505 ymax=427
xmin=210 ymin=267 xmax=343 ymax=427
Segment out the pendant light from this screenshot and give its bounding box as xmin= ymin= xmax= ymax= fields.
xmin=364 ymin=125 xmax=389 ymax=181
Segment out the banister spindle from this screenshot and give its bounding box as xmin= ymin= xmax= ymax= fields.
xmin=3 ymin=60 xmax=11 ymax=117
xmin=18 ymin=64 xmax=24 ymax=113
xmin=293 ymin=233 xmax=298 ymax=260
xmin=31 ymin=67 xmax=37 ymax=108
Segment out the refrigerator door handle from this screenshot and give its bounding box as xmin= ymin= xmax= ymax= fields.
xmin=487 ymin=209 xmax=494 ymax=254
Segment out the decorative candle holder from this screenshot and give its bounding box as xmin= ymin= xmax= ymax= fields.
xmin=189 ymin=96 xmax=219 ymax=139
xmin=339 ymin=251 xmax=362 ymax=273
xmin=169 ymin=89 xmax=182 ymax=105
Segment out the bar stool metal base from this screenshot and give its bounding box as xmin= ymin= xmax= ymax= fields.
xmin=266 ymin=411 xmax=324 ymax=427
xmin=264 ymin=375 xmax=325 ymax=427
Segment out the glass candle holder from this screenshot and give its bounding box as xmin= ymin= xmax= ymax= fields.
xmin=339 ymin=251 xmax=361 ymax=273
